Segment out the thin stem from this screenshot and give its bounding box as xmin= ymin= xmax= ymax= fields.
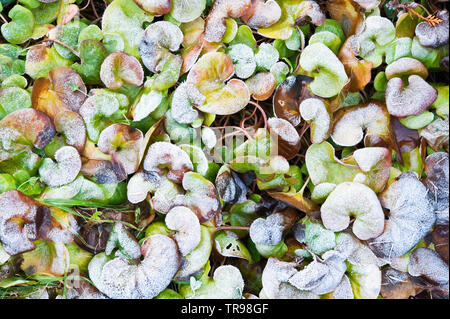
xmin=248 ymin=101 xmax=268 ymax=129
xmin=90 ymin=17 xmax=102 ymax=25
xmin=91 ymin=0 xmax=100 ymax=19
xmin=45 ymin=39 xmax=80 ymax=58
xmin=217 ymin=131 xmax=246 ymax=142
xmin=216 ymin=226 xmax=250 ymax=231
xmin=240 ymin=105 xmax=258 ymax=129
xmin=0 ymin=14 xmax=7 ymax=24
xmin=413 ymin=3 xmax=433 ymax=17
xmin=360 ymin=89 xmax=368 ymax=103
xmin=80 ymin=0 xmax=91 ymax=11
xmin=298 ymin=123 xmax=310 ymax=142
xmin=213 ymin=125 xmax=254 ymax=140
xmin=212 ymin=226 xmax=250 ymax=236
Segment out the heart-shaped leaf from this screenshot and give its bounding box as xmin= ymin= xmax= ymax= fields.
xmin=102 ymin=0 xmax=154 ymax=58
xmin=299 ymin=43 xmax=348 ymax=98
xmin=180 ymin=264 xmax=244 ymax=299
xmin=39 ymin=146 xmax=81 ymax=187
xmin=369 ymin=173 xmax=435 ymax=259
xmin=204 ymin=0 xmax=252 ymax=43
xmin=165 ymin=206 xmax=201 ymax=256
xmin=186 ymin=52 xmax=250 ymax=115
xmin=139 ymin=21 xmax=183 ymax=90
xmin=385 ymin=75 xmax=437 ymax=117
xmin=72 ymin=40 xmax=108 ymax=85
xmin=100 ymin=52 xmax=144 ymax=89
xmin=88 ymin=234 xmax=181 ymax=298
xmin=1 ymin=5 xmax=34 ymax=44
xmin=321 ymin=182 xmax=385 ymax=240
xmin=258 ymin=0 xmax=325 ymax=40
xmin=331 ymin=101 xmax=392 ymax=147
xmin=241 ymin=0 xmax=282 ymax=29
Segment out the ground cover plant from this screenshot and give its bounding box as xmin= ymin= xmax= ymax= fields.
xmin=0 ymin=0 xmax=448 ymax=299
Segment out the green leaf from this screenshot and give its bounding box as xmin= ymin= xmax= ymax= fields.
xmin=258 ymin=0 xmax=322 ymax=40
xmin=411 ymin=37 xmax=449 ymax=70
xmin=399 ymin=111 xmax=435 ymax=130
xmin=17 ymin=176 xmax=44 ymax=197
xmin=385 ymin=37 xmax=413 ymax=65
xmin=72 ymin=40 xmax=108 ymax=85
xmin=31 ymin=0 xmax=60 ymax=25
xmin=0 ymin=87 xmax=31 ymax=120
xmin=305 ymin=141 xmax=360 ymax=185
xmin=65 ymin=243 xmax=93 ymax=274
xmin=25 ymin=45 xmax=72 ymax=79
xmin=255 ymin=240 xmax=287 ymax=258
xmin=174 ymin=226 xmax=212 ymax=281
xmin=78 ymin=25 xmax=103 ymax=44
xmin=431 ymin=84 xmax=449 ymax=118
xmin=0 ymin=54 xmax=25 ymax=82
xmin=298 ymin=43 xmax=348 ymax=98
xmin=214 ymin=231 xmax=252 ymax=262
xmin=0 ymin=173 xmax=16 ymax=194
xmin=0 ymin=43 xmax=25 ymax=58
xmin=1 ymin=74 xmax=27 ymax=88
xmin=315 ymin=19 xmax=345 ymax=44
xmin=101 ymin=0 xmax=154 ymax=58
xmin=0 ymin=277 xmax=35 ymax=289
xmin=300 ymin=218 xmax=337 ymax=255
xmin=309 ymin=31 xmax=342 ymax=54
xmin=229 ymin=25 xmax=257 ymax=51
xmin=1 ymin=5 xmax=34 ymax=44
xmin=54 ymin=20 xmax=88 ymax=60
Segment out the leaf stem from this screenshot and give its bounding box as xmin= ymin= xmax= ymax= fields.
xmin=44 ymin=39 xmax=80 ymax=58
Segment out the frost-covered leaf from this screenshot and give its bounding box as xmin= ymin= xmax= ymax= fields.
xmin=385 ymin=75 xmax=437 ymax=118
xmin=25 ymin=45 xmax=72 ymax=80
xmin=165 ymin=206 xmax=201 ymax=256
xmin=423 ymin=152 xmax=449 ymax=225
xmin=204 ymin=0 xmax=251 ymax=43
xmin=331 ymin=101 xmax=391 ymax=147
xmin=415 ymin=10 xmax=449 ymax=49
xmin=1 ymin=5 xmax=34 ymax=44
xmin=0 ymin=190 xmax=41 ymax=255
xmin=300 ymin=98 xmax=331 ymax=144
xmin=321 ymin=182 xmax=385 ymax=240
xmin=139 ymin=21 xmax=183 ymax=90
xmin=98 ymin=123 xmax=144 ymax=175
xmin=89 ymin=234 xmax=180 ymax=299
xmin=289 ymin=250 xmax=347 ymax=295
xmin=0 ymin=87 xmax=31 ymax=120
xmin=299 ymin=43 xmax=348 ymax=98
xmin=227 ymin=44 xmax=256 ymax=79
xmin=100 ymin=52 xmax=144 ymax=89
xmin=181 ymin=264 xmax=244 ymax=299
xmin=370 ymin=173 xmax=435 ymax=259
xmin=102 ymin=0 xmax=154 ymax=58
xmin=356 ymin=16 xmax=395 ymax=67
xmin=39 ymin=146 xmax=81 ymax=187
xmin=241 ymin=0 xmax=281 ymax=29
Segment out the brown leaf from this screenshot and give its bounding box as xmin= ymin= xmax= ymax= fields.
xmin=273 ymin=75 xmax=313 ymax=127
xmin=432 ymin=225 xmax=449 ymax=264
xmin=338 ymin=36 xmax=373 ymax=93
xmin=381 ymin=268 xmax=417 ymax=299
xmin=326 ymin=0 xmax=364 ymax=36
xmin=267 ymin=190 xmax=319 ymax=214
